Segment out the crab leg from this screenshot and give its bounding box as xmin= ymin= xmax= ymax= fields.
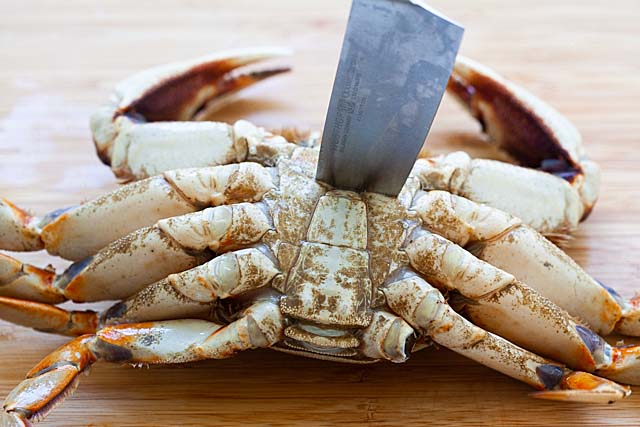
xmin=0 ymin=163 xmax=276 ymax=261
xmin=101 ymin=247 xmax=280 ymax=326
xmin=405 ymin=229 xmax=640 ymax=385
xmin=0 ymin=297 xmax=97 ymax=337
xmin=1 ymin=300 xmax=283 ymax=426
xmin=0 ymin=247 xmax=280 ymax=336
xmin=418 ymin=56 xmax=600 ymax=237
xmin=415 ymin=190 xmax=640 ymax=337
xmin=90 ymin=48 xmax=294 ymax=180
xmin=383 ymin=274 xmax=630 ymax=403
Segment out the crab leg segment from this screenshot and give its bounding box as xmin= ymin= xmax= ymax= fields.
xmin=90 ymin=48 xmax=293 ymax=180
xmin=383 ymin=275 xmax=629 ymax=403
xmin=0 ymin=163 xmax=276 ymax=302
xmin=101 ymin=247 xmax=280 ymax=325
xmin=415 ymin=190 xmax=639 ymax=337
xmin=0 ymin=297 xmax=97 ymax=336
xmin=406 ymin=228 xmax=640 ymax=385
xmin=360 ymin=311 xmax=416 ymax=363
xmin=1 ymin=335 xmax=96 ymax=427
xmin=2 ymin=301 xmax=283 ymax=426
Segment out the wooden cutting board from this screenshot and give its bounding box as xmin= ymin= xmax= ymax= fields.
xmin=1 ymin=0 xmax=639 ymax=425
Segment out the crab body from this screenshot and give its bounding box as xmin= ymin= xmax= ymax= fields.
xmin=1 ymin=48 xmax=640 ymax=426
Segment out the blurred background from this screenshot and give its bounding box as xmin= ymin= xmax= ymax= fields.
xmin=1 ymin=1 xmax=639 ymax=425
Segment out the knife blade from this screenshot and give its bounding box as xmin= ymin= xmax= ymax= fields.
xmin=316 ymin=0 xmax=464 ymax=196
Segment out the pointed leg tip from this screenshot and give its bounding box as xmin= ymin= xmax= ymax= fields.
xmin=252 ymin=66 xmax=292 ymax=79
xmin=530 ymin=388 xmax=630 ymax=404
xmin=531 ymin=371 xmax=631 ymax=404
xmin=52 ymin=255 xmax=93 ymax=296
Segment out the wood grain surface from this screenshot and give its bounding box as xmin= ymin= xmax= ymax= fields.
xmin=1 ymin=1 xmax=640 ymax=425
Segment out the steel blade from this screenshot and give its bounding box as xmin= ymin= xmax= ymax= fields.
xmin=317 ymin=0 xmax=464 ymax=196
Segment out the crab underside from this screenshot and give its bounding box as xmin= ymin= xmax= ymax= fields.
xmin=1 ymin=48 xmax=639 ymax=426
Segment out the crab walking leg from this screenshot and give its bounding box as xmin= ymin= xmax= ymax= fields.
xmin=101 ymin=247 xmax=281 ymax=325
xmin=415 ymin=190 xmax=640 ymax=337
xmin=404 ymin=231 xmax=594 ymax=370
xmin=42 ymin=163 xmax=275 ymax=261
xmin=383 ymin=275 xmax=630 ymax=403
xmin=405 ymin=230 xmax=640 ymax=385
xmin=0 ymin=297 xmax=97 ymax=337
xmin=1 ymin=301 xmax=283 ymax=426
xmin=442 ymin=56 xmax=600 ymax=235
xmin=90 ymin=48 xmax=294 ymax=180
xmin=0 ymin=248 xmax=280 ymax=336
xmin=0 ymin=162 xmax=276 ymax=261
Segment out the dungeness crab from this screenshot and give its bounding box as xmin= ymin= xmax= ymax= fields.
xmin=1 ymin=48 xmax=640 ymax=426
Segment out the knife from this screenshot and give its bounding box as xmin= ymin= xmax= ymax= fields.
xmin=316 ymin=0 xmax=464 ymax=196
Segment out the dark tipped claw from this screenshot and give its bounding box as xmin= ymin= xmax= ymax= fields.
xmin=536 ymin=364 xmax=564 ymax=390
xmin=100 ymin=302 xmax=127 ymax=326
xmin=575 ymin=325 xmax=607 ymax=358
xmin=53 ymin=256 xmax=93 ymax=292
xmin=447 ymin=56 xmax=583 ymax=181
xmin=37 ymin=206 xmax=76 ymax=229
xmin=124 ymin=50 xmax=291 ymax=123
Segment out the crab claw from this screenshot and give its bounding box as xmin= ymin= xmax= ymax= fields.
xmin=440 ymin=56 xmax=600 ymax=236
xmin=91 ymin=47 xmax=291 ymax=180
xmin=531 ymin=371 xmax=631 ymax=404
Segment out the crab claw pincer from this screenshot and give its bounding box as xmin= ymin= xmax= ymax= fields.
xmin=439 ymin=56 xmax=600 ymax=236
xmin=90 ymin=47 xmax=291 ymax=181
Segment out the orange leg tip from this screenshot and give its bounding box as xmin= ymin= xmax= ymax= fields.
xmin=530 ymin=388 xmax=630 ymax=404
xmin=530 ymin=371 xmax=631 ymax=404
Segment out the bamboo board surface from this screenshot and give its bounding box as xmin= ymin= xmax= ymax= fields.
xmin=1 ymin=0 xmax=640 ymax=425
